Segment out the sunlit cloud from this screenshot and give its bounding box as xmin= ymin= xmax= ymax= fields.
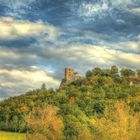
xmin=75 ymin=0 xmax=136 ymax=21
xmin=0 ymin=17 xmax=60 ymax=40
xmin=0 ymin=67 xmax=59 ymax=99
xmin=130 ymin=7 xmax=140 ymax=14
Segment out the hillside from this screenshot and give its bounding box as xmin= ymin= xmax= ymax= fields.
xmin=0 ymin=67 xmax=140 ymax=140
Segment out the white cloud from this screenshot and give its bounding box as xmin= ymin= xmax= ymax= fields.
xmin=111 ymin=0 xmax=133 ymax=6
xmin=130 ymin=7 xmax=140 ymax=14
xmin=0 ymin=67 xmax=60 ymax=98
xmin=1 ymin=40 xmax=140 ymax=99
xmin=78 ymin=2 xmax=108 ymax=19
xmin=0 ymin=68 xmax=59 ymax=87
xmin=0 ymin=17 xmax=60 ymax=40
xmin=76 ymin=0 xmax=135 ymax=20
xmin=116 ymin=19 xmax=126 ymax=24
xmin=39 ymin=43 xmax=140 ymax=69
xmin=108 ymin=41 xmax=140 ymax=54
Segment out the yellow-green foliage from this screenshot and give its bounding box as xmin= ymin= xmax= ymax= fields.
xmin=0 ymin=73 xmax=140 ymax=140
xmin=93 ymin=102 xmax=140 ymax=140
xmin=0 ymin=131 xmax=25 ymax=140
xmin=25 ymin=106 xmax=64 ymax=140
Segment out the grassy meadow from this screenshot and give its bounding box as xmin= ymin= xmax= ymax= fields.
xmin=0 ymin=131 xmax=25 ymax=140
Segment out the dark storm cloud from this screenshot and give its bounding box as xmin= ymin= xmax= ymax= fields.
xmin=29 ymin=0 xmax=140 ymax=44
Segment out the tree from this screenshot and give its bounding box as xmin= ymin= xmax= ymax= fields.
xmin=111 ymin=65 xmax=119 ymax=77
xmin=93 ymin=102 xmax=140 ymax=140
xmin=102 ymin=69 xmax=111 ymax=76
xmin=93 ymin=67 xmax=103 ymax=76
xmin=86 ymin=68 xmax=112 ymax=77
xmin=136 ymin=69 xmax=140 ymax=78
xmin=120 ymin=68 xmax=136 ymax=77
xmin=93 ymin=102 xmax=106 ymax=115
xmin=86 ymin=70 xmax=93 ymax=78
xmin=41 ymin=83 xmax=46 ymax=90
xmin=26 ymin=106 xmax=64 ymax=140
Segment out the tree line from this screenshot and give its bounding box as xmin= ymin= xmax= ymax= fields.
xmin=86 ymin=65 xmax=140 ymax=78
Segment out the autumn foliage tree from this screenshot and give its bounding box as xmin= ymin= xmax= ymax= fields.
xmin=25 ymin=106 xmax=64 ymax=140
xmin=93 ymin=102 xmax=140 ymax=140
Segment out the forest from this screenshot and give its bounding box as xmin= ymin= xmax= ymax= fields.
xmin=0 ymin=66 xmax=140 ymax=140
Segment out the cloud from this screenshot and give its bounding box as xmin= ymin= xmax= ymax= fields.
xmin=116 ymin=19 xmax=126 ymax=24
xmin=111 ymin=0 xmax=133 ymax=6
xmin=78 ymin=2 xmax=108 ymax=20
xmin=0 ymin=0 xmax=36 ymax=17
xmin=130 ymin=7 xmax=140 ymax=14
xmin=0 ymin=0 xmax=35 ymax=8
xmin=74 ymin=0 xmax=137 ymax=21
xmin=0 ymin=37 xmax=140 ymax=99
xmin=0 ymin=0 xmax=139 ymax=100
xmin=0 ymin=67 xmax=60 ymax=99
xmin=0 ymin=46 xmax=37 ymax=68
xmin=0 ymin=17 xmax=60 ymax=40
xmin=105 ymin=40 xmax=140 ymax=54
xmin=14 ymin=30 xmax=139 ymax=72
xmin=33 ymin=42 xmax=140 ymax=70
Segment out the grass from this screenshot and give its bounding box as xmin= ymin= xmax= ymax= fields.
xmin=0 ymin=131 xmax=25 ymax=140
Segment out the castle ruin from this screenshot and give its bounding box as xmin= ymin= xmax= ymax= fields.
xmin=65 ymin=68 xmax=74 ymax=83
xmin=60 ymin=67 xmax=81 ymax=87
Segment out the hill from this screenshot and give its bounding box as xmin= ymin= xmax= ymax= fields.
xmin=0 ymin=67 xmax=140 ymax=140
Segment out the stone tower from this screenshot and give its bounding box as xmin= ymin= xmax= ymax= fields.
xmin=65 ymin=68 xmax=74 ymax=83
xmin=60 ymin=67 xmax=81 ymax=87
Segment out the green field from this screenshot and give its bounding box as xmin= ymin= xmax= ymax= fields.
xmin=0 ymin=131 xmax=25 ymax=140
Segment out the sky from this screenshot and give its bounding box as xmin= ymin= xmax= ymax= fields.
xmin=0 ymin=0 xmax=140 ymax=99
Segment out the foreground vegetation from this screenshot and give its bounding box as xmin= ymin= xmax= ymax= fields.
xmin=0 ymin=66 xmax=140 ymax=140
xmin=0 ymin=131 xmax=25 ymax=140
